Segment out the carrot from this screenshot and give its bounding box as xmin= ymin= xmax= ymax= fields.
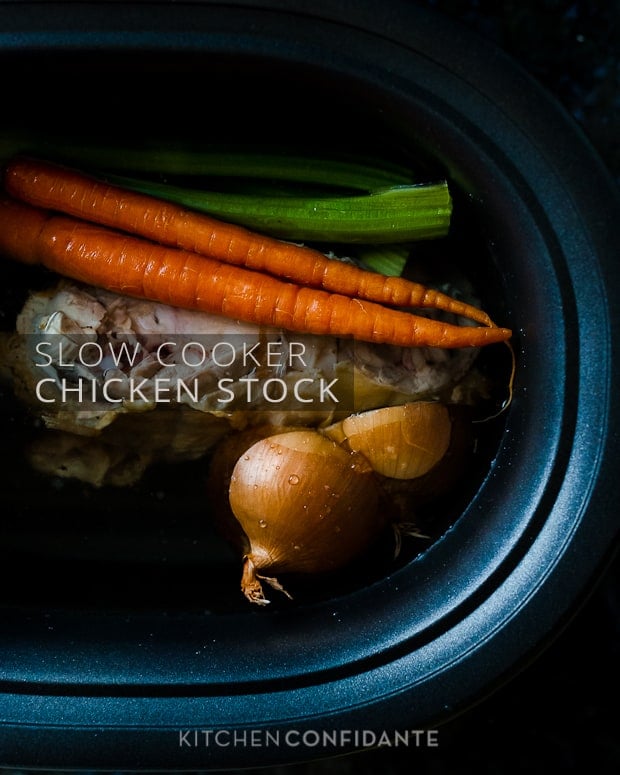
xmin=4 ymin=156 xmax=498 ymax=328
xmin=0 ymin=197 xmax=511 ymax=349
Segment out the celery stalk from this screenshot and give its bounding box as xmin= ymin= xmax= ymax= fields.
xmin=1 ymin=133 xmax=452 ymax=245
xmin=104 ymin=174 xmax=452 ymax=244
xmin=355 ymin=246 xmax=411 ymax=276
xmin=1 ymin=133 xmax=413 ymax=192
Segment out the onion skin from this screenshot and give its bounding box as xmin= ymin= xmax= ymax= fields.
xmin=325 ymin=402 xmax=451 ymax=479
xmin=227 ymin=430 xmax=384 ymax=605
xmin=380 ymin=405 xmax=476 ymax=532
xmin=206 ymin=424 xmax=303 ymax=554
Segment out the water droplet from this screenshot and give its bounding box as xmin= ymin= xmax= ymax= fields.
xmin=288 ymin=474 xmax=300 ymax=485
xmin=293 ymin=544 xmax=301 ymax=551
xmin=258 ymin=519 xmax=267 ymax=528
xmin=243 ymin=454 xmax=250 ymax=461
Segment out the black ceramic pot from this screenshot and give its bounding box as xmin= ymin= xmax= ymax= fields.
xmin=0 ymin=1 xmax=618 ymax=770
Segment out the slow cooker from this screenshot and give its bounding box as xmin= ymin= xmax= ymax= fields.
xmin=0 ymin=1 xmax=618 ymax=770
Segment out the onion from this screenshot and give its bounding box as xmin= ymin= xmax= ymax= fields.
xmin=206 ymin=402 xmax=453 ymax=606
xmin=205 ymin=424 xmax=292 ymax=553
xmin=223 ymin=430 xmax=384 ymax=605
xmin=324 ymin=402 xmax=451 ymax=479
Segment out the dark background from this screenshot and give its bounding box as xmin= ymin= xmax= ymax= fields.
xmin=1 ymin=2 xmax=618 ymax=774
xmin=243 ymin=2 xmax=620 ymax=773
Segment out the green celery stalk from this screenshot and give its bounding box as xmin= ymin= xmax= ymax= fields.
xmin=104 ymin=174 xmax=452 ymax=244
xmin=1 ymin=133 xmax=451 ymax=247
xmin=1 ymin=133 xmax=413 ymax=192
xmin=355 ymin=245 xmax=411 ymax=276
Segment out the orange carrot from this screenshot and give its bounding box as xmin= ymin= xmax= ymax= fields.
xmin=0 ymin=197 xmax=511 ymax=349
xmin=4 ymin=156 xmax=498 ymax=327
